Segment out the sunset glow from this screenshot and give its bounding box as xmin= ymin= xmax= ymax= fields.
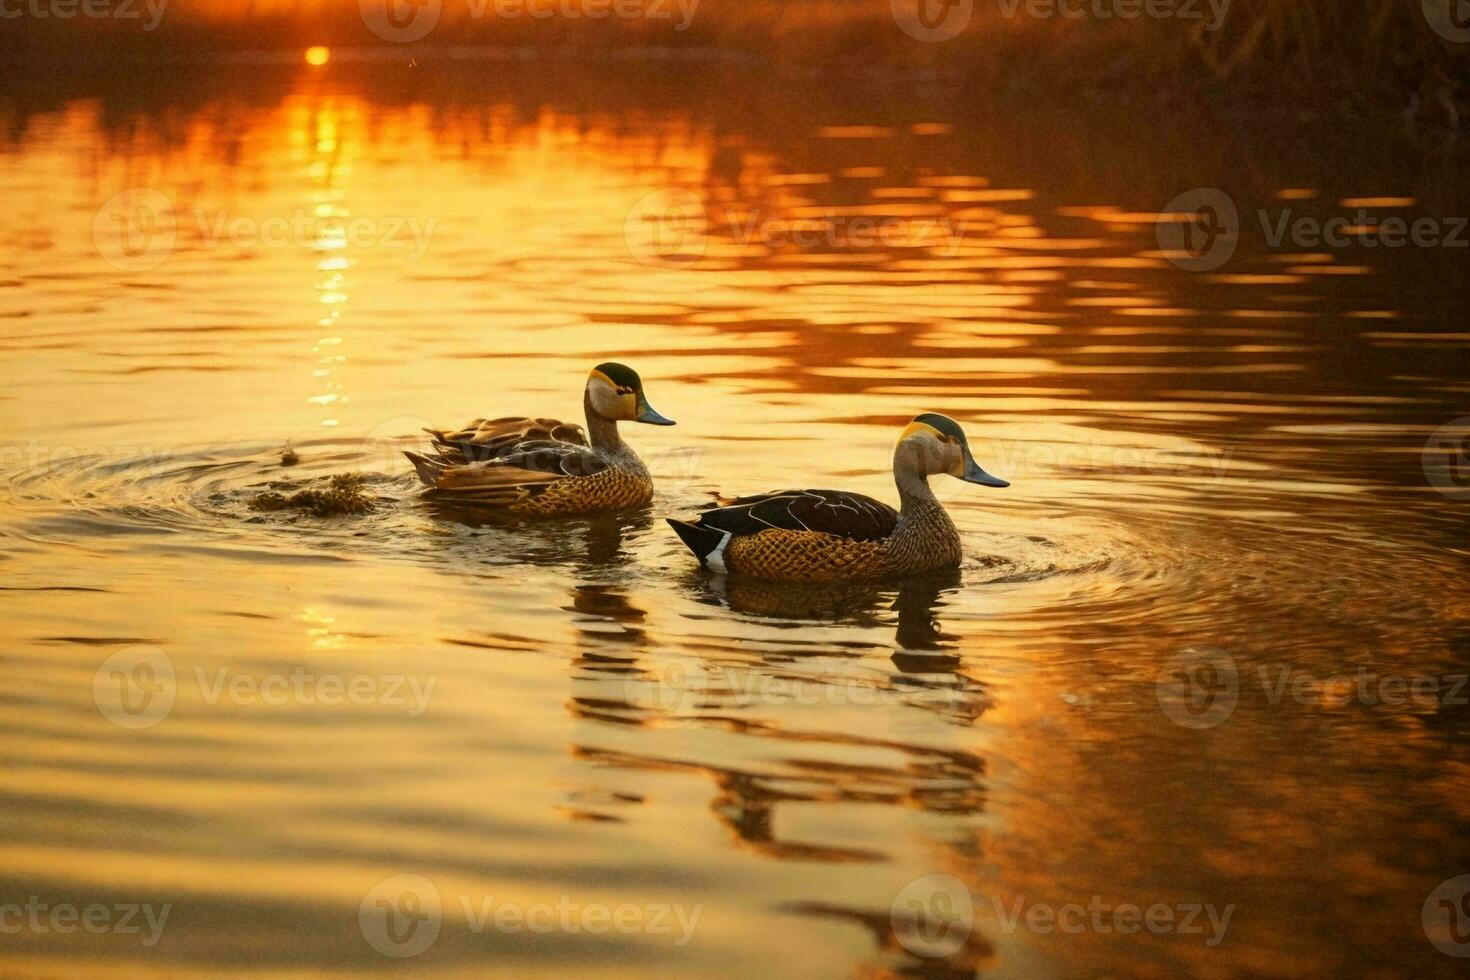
xmin=1 ymin=3 xmax=1467 ymax=978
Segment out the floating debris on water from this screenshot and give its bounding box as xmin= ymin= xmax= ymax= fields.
xmin=250 ymin=474 xmax=375 ymax=517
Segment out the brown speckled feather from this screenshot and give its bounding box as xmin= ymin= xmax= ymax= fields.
xmin=672 ymin=491 xmax=961 ymax=581
xmin=427 ymin=416 xmax=588 ymax=465
xmin=408 ymin=415 xmax=652 ymax=515
xmin=696 ymin=490 xmax=898 ymax=541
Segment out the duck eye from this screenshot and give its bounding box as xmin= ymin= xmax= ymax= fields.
xmin=616 ymin=386 xmax=634 ymax=395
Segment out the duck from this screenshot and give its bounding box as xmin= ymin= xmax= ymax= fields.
xmin=405 ymin=362 xmax=675 ymax=516
xmin=666 ymin=413 xmax=1008 ymax=581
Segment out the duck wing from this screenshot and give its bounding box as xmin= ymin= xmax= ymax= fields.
xmin=405 ymin=439 xmax=610 ymax=502
xmin=426 ymin=416 xmax=588 ymax=465
xmin=694 ymin=489 xmax=898 ymax=542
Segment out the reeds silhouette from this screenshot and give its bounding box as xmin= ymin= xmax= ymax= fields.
xmin=2 ymin=0 xmax=1464 ymax=123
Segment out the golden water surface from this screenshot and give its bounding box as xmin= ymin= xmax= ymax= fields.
xmin=2 ymin=57 xmax=1469 ymax=977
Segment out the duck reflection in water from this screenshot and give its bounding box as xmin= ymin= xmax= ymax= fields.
xmin=423 ymin=500 xmax=653 ymax=570
xmin=563 ymin=567 xmax=991 ymax=815
xmin=701 ymin=568 xmax=976 ymax=663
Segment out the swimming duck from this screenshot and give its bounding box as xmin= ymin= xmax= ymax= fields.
xmin=666 ymin=414 xmax=1008 ymax=581
xmin=405 ymin=363 xmax=675 ymax=515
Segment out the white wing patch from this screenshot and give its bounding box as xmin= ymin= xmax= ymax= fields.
xmin=705 ymin=530 xmax=733 ymax=573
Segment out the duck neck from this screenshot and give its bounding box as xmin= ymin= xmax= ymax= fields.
xmin=584 ymin=389 xmax=625 ymax=455
xmin=895 ymin=463 xmax=942 ymax=521
xmin=888 ymin=446 xmax=962 ymax=569
xmin=893 ymin=442 xmax=957 ymax=533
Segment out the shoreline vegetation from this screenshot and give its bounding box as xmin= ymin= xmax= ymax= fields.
xmin=1 ymin=1 xmax=1466 ymax=132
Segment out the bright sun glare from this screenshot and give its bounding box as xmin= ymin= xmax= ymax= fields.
xmin=305 ymin=46 xmax=330 ymax=67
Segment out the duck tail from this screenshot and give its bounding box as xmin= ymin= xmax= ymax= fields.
xmin=404 ymin=451 xmax=445 ymax=488
xmin=666 ymin=519 xmax=731 ymax=571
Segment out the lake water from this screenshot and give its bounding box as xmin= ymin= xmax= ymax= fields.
xmin=2 ymin=56 xmax=1468 ymax=977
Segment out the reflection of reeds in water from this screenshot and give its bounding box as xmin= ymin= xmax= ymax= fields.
xmin=4 ymin=1 xmax=1462 ymax=118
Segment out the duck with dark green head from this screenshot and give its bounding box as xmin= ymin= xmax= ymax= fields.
xmin=666 ymin=413 xmax=1007 ymax=580
xmin=406 ymin=362 xmax=675 ymax=516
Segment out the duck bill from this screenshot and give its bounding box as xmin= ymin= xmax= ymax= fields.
xmin=636 ymin=400 xmax=676 ymax=426
xmin=961 ymin=455 xmax=1009 ymax=488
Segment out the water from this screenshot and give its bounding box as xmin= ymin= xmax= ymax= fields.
xmin=2 ymin=58 xmax=1468 ymax=977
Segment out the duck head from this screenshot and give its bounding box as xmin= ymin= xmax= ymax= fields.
xmin=586 ymin=362 xmax=676 ymax=426
xmin=896 ymin=413 xmax=1009 ymax=487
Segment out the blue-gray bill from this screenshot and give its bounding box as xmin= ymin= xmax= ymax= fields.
xmin=963 ymin=457 xmax=1009 ymax=487
xmin=637 ymin=402 xmax=676 ymax=426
